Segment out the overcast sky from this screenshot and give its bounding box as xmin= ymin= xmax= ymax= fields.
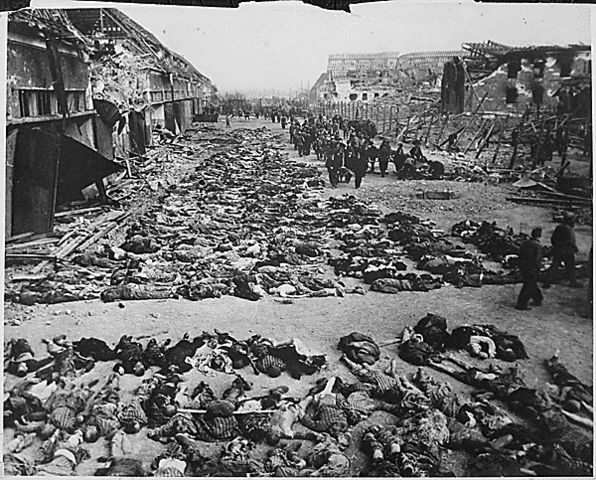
xmin=31 ymin=1 xmax=591 ymax=94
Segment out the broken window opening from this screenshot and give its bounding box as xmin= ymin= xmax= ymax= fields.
xmin=506 ymin=86 xmax=518 ymax=104
xmin=18 ymin=90 xmax=30 ymax=117
xmin=533 ymin=60 xmax=545 ymax=79
xmin=65 ymin=90 xmax=86 ymax=113
xmin=559 ymin=56 xmax=573 ymax=77
xmin=507 ymin=60 xmax=521 ymax=79
xmin=362 ymin=93 xmax=368 ymax=101
xmin=18 ymin=89 xmax=54 ymax=117
xmin=349 ymin=93 xmax=358 ymax=101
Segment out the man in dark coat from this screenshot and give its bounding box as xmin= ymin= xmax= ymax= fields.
xmin=392 ymin=143 xmax=406 ymax=173
xmin=516 ymin=227 xmax=544 ymax=311
xmin=545 ymin=212 xmax=581 ymax=288
xmin=326 ymin=141 xmax=344 ymax=188
xmin=353 ymin=146 xmax=368 ymax=189
xmin=378 ymin=139 xmax=392 ymax=178
xmin=409 ymin=140 xmax=425 ymax=163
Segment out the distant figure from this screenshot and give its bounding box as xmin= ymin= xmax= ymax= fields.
xmin=353 ymin=149 xmax=368 ymax=189
xmin=409 ymin=139 xmax=425 ymax=163
xmin=225 ymin=114 xmax=232 ymax=128
xmin=545 ymin=212 xmax=581 ymax=288
xmin=378 ymin=139 xmax=391 ymax=178
xmin=516 ymin=227 xmax=544 ymax=311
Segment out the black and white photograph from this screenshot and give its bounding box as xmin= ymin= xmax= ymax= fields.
xmin=2 ymin=0 xmax=594 ymax=477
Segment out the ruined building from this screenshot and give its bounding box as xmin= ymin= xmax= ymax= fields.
xmin=65 ymin=8 xmax=217 ymax=155
xmin=312 ymin=50 xmax=463 ymax=104
xmin=461 ymin=41 xmax=591 ymax=116
xmin=5 ymin=9 xmax=217 ymax=237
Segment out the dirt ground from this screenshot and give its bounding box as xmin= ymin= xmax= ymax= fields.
xmin=3 ymin=117 xmax=593 ymax=476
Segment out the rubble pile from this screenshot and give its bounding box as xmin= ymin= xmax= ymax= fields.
xmin=4 ymin=315 xmax=592 ymax=476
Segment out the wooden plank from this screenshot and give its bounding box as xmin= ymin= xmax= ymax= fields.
xmin=55 ymin=206 xmax=105 ymax=218
xmin=70 ymin=211 xmax=132 ymax=255
xmin=452 ymin=93 xmax=489 ymax=148
xmin=10 ymin=274 xmax=48 ymax=282
xmin=396 ymin=116 xmax=412 ymax=142
xmin=6 ymin=253 xmax=57 ymax=261
xmin=509 ymin=108 xmax=530 ymax=170
xmin=5 ymin=238 xmax=59 ymax=251
xmin=506 ymin=196 xmax=591 ymax=205
xmin=475 ymin=119 xmax=497 ymax=159
xmin=491 ymin=116 xmax=509 ymax=164
xmin=6 ymin=231 xmax=35 ymax=244
xmin=535 ymin=190 xmax=592 ymax=202
xmin=462 ymin=62 xmax=485 ymax=113
xmin=423 ymin=114 xmax=435 ymax=147
xmin=463 ymin=119 xmax=486 ymax=154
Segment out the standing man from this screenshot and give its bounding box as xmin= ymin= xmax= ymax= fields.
xmin=545 ymin=212 xmax=581 ymax=288
xmin=326 ymin=140 xmax=343 ymax=188
xmin=281 ymin=115 xmax=287 ymax=130
xmin=353 ymin=146 xmax=368 ymax=189
xmin=289 ymin=121 xmax=296 ymax=144
xmin=378 ymin=139 xmax=391 ymax=178
xmin=516 ymin=227 xmax=544 ymax=311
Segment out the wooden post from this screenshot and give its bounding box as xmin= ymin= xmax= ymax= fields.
xmin=462 ymin=62 xmax=485 ymax=113
xmin=388 ymin=106 xmax=394 ymax=137
xmin=415 ymin=113 xmax=423 ymax=141
xmin=382 ymin=106 xmax=387 ymax=134
xmin=509 ymin=109 xmax=529 ymax=170
xmin=463 ymin=119 xmax=486 ymax=154
xmin=450 ymin=92 xmax=488 ymax=149
xmin=436 ymin=113 xmax=449 ymax=145
xmin=424 ymin=114 xmax=435 ymax=146
xmin=475 ymin=119 xmax=497 ymax=159
xmin=397 ymin=115 xmax=412 ymax=142
xmin=492 ymin=116 xmax=509 ymax=164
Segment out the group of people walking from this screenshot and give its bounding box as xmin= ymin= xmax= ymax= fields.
xmin=286 ymin=114 xmax=432 ymax=189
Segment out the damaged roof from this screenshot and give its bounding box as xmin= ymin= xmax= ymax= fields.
xmin=464 ymin=40 xmax=590 ymax=64
xmin=66 ymin=8 xmax=214 ymax=86
xmin=9 ymin=9 xmax=90 ymax=49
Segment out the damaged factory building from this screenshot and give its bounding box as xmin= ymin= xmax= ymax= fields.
xmin=5 ymin=8 xmax=217 ymax=238
xmin=2 ymin=3 xmax=593 ymax=478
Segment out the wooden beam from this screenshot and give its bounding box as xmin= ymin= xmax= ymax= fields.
xmin=462 ymin=62 xmax=485 ymax=113
xmin=435 ymin=113 xmax=449 ymax=145
xmin=475 ymin=119 xmax=497 ymax=159
xmin=491 ymin=116 xmax=509 ymax=164
xmin=463 ymin=119 xmax=486 ymax=154
xmin=423 ymin=114 xmax=435 ymax=147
